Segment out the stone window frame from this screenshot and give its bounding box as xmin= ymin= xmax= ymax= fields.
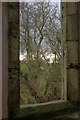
xmin=10 ymin=2 xmax=80 ymax=118
xmin=0 ymin=2 xmax=80 ymax=119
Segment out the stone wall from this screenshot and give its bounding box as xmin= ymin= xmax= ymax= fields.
xmin=8 ymin=3 xmax=20 ymax=117
xmin=7 ymin=2 xmax=80 ymax=118
xmin=62 ymin=2 xmax=80 ymax=101
xmin=0 ymin=3 xmax=9 ymax=119
xmin=1 ymin=2 xmax=80 ymax=119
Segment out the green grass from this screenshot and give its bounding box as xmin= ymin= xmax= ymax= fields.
xmin=50 ymin=63 xmax=61 ymax=81
xmin=20 ymin=61 xmax=61 ymax=105
xmin=20 ymin=80 xmax=37 ymax=104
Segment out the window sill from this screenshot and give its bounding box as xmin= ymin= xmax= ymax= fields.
xmin=15 ymin=100 xmax=79 ymax=119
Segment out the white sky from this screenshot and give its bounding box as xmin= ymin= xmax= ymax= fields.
xmin=19 ymin=0 xmax=60 ymax=61
xmin=19 ymin=0 xmax=61 ymax=2
xmin=1 ymin=0 xmax=79 ymax=2
xmin=20 ymin=0 xmax=60 ymax=2
xmin=20 ymin=53 xmax=55 ymax=63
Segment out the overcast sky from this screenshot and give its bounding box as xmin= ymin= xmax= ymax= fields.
xmin=19 ymin=0 xmax=61 ymax=61
xmin=20 ymin=0 xmax=61 ymax=2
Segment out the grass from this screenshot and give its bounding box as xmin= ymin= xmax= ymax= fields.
xmin=20 ymin=80 xmax=37 ymax=104
xmin=20 ymin=61 xmax=61 ymax=105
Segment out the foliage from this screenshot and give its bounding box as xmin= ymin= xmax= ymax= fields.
xmin=20 ymin=80 xmax=37 ymax=104
xmin=20 ymin=2 xmax=61 ymax=62
xmin=20 ymin=62 xmax=61 ymax=104
xmin=20 ymin=1 xmax=61 ymax=104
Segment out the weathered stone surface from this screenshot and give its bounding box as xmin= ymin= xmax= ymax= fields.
xmin=67 ymin=69 xmax=79 ymax=100
xmin=62 ymin=2 xmax=80 ymax=101
xmin=1 ymin=2 xmax=80 ymax=119
xmin=8 ymin=3 xmax=20 ymax=117
xmin=62 ymin=2 xmax=78 ymax=16
xmin=63 ymin=42 xmax=67 ymax=100
xmin=15 ymin=101 xmax=79 ymax=119
xmin=67 ymin=15 xmax=79 ymax=40
xmin=0 ymin=2 xmax=8 ymax=119
xmin=67 ymin=41 xmax=78 ymax=63
xmin=62 ymin=16 xmax=67 ymax=42
xmin=62 ymin=15 xmax=79 ymax=41
xmin=67 ymin=3 xmax=78 ymax=15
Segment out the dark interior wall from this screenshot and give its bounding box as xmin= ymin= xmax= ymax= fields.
xmin=8 ymin=2 xmax=20 ymax=117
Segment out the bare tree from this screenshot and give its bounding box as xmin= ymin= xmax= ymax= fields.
xmin=20 ymin=1 xmax=61 ymax=103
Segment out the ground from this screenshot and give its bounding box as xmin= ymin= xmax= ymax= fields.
xmin=20 ymin=61 xmax=61 ymax=105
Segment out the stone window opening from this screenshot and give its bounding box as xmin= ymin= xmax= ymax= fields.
xmin=20 ymin=1 xmax=63 ymax=106
xmin=0 ymin=2 xmax=80 ymax=119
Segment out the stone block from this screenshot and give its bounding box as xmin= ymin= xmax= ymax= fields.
xmin=61 ymin=2 xmax=78 ymax=16
xmin=67 ymin=69 xmax=79 ymax=100
xmin=67 ymin=41 xmax=78 ymax=63
xmin=67 ymin=15 xmax=79 ymax=40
